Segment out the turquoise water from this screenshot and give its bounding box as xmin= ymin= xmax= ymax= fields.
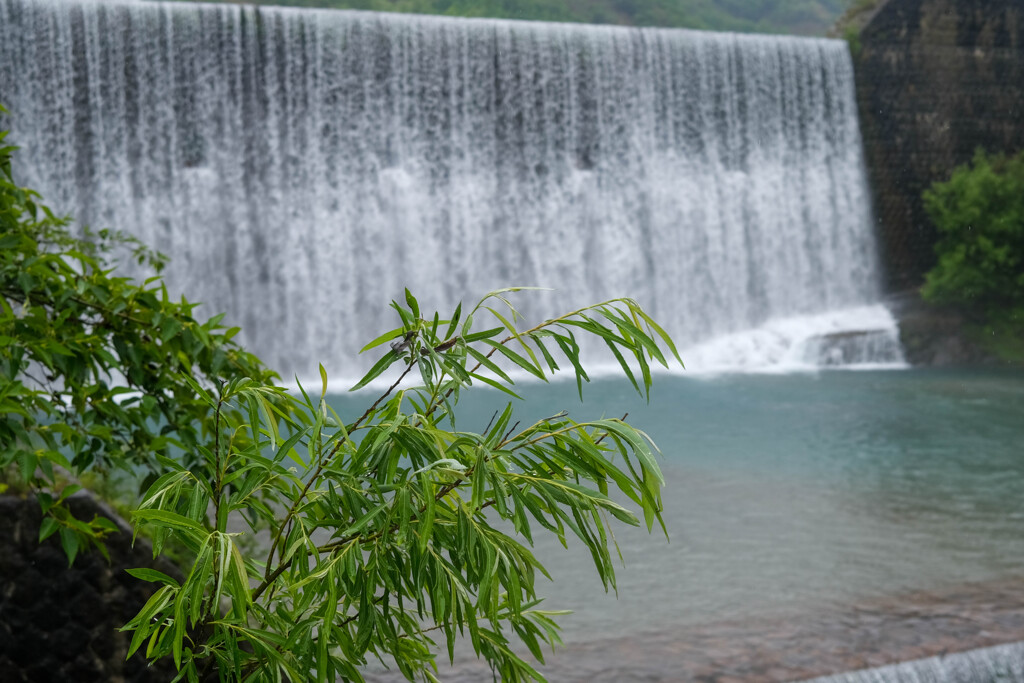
xmin=331 ymin=369 xmax=1024 ymax=644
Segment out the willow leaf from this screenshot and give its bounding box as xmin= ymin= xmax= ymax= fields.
xmin=350 ymin=350 xmax=401 ymax=391
xmin=482 ymin=340 xmax=545 ymax=380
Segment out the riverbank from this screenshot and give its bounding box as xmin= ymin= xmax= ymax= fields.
xmin=367 ymin=577 xmax=1024 ymax=682
xmin=8 ymin=486 xmax=1022 ymax=683
xmin=890 ymin=292 xmax=1024 ymax=368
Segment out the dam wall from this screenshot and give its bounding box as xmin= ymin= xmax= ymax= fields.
xmin=853 ymin=0 xmax=1024 ymax=291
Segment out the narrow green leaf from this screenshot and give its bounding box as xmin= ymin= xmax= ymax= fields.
xmin=342 ymin=502 xmax=387 ymax=537
xmin=606 ymin=308 xmax=668 ymax=366
xmin=359 ymin=327 xmax=405 ymax=353
xmin=552 ymin=334 xmax=588 ymax=399
xmin=469 ymin=372 xmax=523 ymax=399
xmin=466 ymin=346 xmax=514 ymax=383
xmin=603 ymin=337 xmax=640 ymax=395
xmin=59 ymin=527 xmax=79 ymax=565
xmin=405 ymin=288 xmax=420 ymax=319
xmin=126 ymin=567 xmax=181 ymax=588
xmin=444 ymin=302 xmax=462 ymax=340
xmin=483 ymin=341 xmax=545 ymax=380
xmin=256 ymin=393 xmax=279 ymax=450
xmin=471 ymin=448 xmax=488 ymax=510
xmin=39 ymin=516 xmax=59 ymax=542
xmin=350 ymin=350 xmax=400 ymax=391
xmin=465 ymin=326 xmax=504 ymax=343
xmin=133 ymin=509 xmax=208 ymax=536
xmin=631 ymin=305 xmax=683 ymax=366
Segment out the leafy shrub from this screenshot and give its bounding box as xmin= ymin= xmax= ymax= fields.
xmin=0 ymin=111 xmax=284 ymax=561
xmin=921 ymin=149 xmax=1024 ymax=315
xmin=842 ymin=23 xmax=861 ymax=57
xmin=124 ymin=289 xmax=679 ymax=682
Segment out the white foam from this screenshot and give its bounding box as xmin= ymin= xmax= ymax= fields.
xmin=675 ymin=304 xmax=907 ymax=375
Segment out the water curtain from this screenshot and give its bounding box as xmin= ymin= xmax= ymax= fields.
xmin=0 ymin=0 xmax=890 ymax=377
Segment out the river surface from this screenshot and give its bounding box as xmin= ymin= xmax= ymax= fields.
xmin=331 ymin=368 xmax=1024 ymax=679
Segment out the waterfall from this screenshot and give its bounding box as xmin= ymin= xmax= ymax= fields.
xmin=798 ymin=642 xmax=1024 ymax=683
xmin=0 ymin=0 xmax=902 ymax=380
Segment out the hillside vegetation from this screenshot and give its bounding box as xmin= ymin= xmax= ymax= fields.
xmin=921 ymin=150 xmax=1024 ymax=363
xmin=187 ymin=0 xmax=847 ymax=36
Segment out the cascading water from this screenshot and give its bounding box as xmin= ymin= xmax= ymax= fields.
xmin=798 ymin=641 xmax=1024 ymax=683
xmin=0 ymin=0 xmax=903 ymax=379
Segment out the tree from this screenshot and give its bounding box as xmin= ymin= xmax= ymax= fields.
xmin=922 ymin=149 xmax=1024 ymax=316
xmin=1 ymin=114 xmax=681 ymax=681
xmin=124 ymin=290 xmax=679 ymax=682
xmin=0 ymin=110 xmax=284 ymax=562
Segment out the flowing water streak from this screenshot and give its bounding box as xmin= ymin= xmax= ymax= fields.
xmin=798 ymin=641 xmax=1024 ymax=683
xmin=0 ymin=0 xmax=889 ymax=378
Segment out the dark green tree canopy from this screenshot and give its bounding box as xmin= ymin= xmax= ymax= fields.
xmin=922 ymin=149 xmax=1024 ymax=316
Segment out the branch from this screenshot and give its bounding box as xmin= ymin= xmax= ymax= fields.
xmin=422 ymin=298 xmax=635 ymax=419
xmin=261 ymin=360 xmax=416 ymax=587
xmin=261 ymin=332 xmax=472 ymax=589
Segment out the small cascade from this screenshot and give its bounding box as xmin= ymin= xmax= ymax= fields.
xmin=797 ymin=641 xmax=1024 ymax=683
xmin=801 ymin=329 xmax=905 ymax=368
xmin=678 ymin=304 xmax=906 ymax=374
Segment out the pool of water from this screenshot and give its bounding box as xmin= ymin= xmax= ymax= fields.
xmin=331 ymin=368 xmax=1024 ymax=649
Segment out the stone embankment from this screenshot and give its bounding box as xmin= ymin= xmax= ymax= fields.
xmin=850 ymin=0 xmax=1024 ymax=365
xmin=0 ymin=493 xmax=180 ymax=683
xmin=888 ymin=292 xmax=1018 ymax=367
xmin=854 ymin=0 xmax=1024 ymax=292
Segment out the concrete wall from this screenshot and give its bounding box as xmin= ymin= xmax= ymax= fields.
xmin=854 ymin=0 xmax=1024 ymax=291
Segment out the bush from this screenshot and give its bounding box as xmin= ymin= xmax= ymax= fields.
xmin=922 ymin=149 xmax=1024 ymax=316
xmin=1 ymin=111 xmax=286 ymax=561
xmin=124 ymin=290 xmax=678 ymax=682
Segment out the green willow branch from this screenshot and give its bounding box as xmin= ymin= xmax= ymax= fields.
xmin=310 ymin=419 xmax=631 ymax=559
xmin=260 ymin=358 xmax=417 ymax=587
xmin=261 ymin=321 xmax=533 ymax=588
xmin=113 ymin=282 xmax=675 ymax=682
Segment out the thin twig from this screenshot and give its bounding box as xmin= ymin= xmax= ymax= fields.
xmin=501 ymin=421 xmax=520 ymax=444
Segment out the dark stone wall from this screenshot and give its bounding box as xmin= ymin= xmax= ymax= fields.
xmin=854 ymin=0 xmax=1024 ymax=291
xmin=0 ymin=493 xmax=181 ymax=683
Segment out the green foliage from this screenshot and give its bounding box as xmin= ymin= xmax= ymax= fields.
xmin=0 ymin=112 xmax=282 ymax=562
xmin=922 ymin=149 xmax=1024 ymax=315
xmin=123 ymin=288 xmax=680 ymax=682
xmin=828 ymin=0 xmax=879 ymax=40
xmin=842 ymin=23 xmax=861 ymax=57
xmin=167 ymin=0 xmax=845 ymax=36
